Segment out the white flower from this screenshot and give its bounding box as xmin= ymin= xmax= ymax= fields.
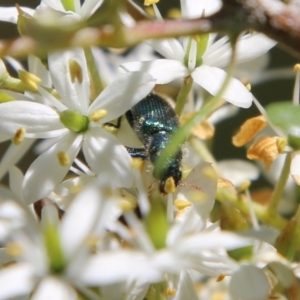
xmin=121 ymin=0 xmax=276 ymax=108
xmin=79 ymin=163 xmax=252 ymax=292
xmin=0 ymin=55 xmax=51 ymax=181
xmin=40 ymin=0 xmax=103 ymax=19
xmin=0 ymin=48 xmax=155 ymax=204
xmin=0 ymin=0 xmax=101 ymax=24
xmin=0 ymin=184 xmax=118 ymax=299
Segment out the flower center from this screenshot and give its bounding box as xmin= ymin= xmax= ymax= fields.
xmin=60 ymin=109 xmax=89 ymax=133
xmin=184 ymin=34 xmax=209 ymax=70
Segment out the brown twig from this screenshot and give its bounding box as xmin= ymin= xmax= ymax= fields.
xmin=0 ymin=0 xmax=300 ymax=59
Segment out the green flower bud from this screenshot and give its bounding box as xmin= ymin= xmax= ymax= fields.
xmin=60 ymin=109 xmax=89 ymax=133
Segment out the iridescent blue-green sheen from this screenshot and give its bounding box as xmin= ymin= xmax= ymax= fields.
xmin=125 ymin=93 xmax=182 ymax=193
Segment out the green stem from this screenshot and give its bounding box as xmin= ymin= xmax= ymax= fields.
xmin=155 ymin=35 xmax=238 ymax=172
xmin=217 ymin=188 xmax=287 ymax=230
xmin=84 ymin=47 xmax=106 ymax=101
xmin=175 ymin=75 xmax=193 ymax=116
xmin=268 ymin=152 xmax=292 ymax=215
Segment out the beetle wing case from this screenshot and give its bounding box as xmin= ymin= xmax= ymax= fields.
xmin=125 ymin=93 xmax=182 ymax=193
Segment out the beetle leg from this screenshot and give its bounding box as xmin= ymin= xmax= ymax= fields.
xmin=126 ymin=147 xmax=148 ymax=159
xmin=104 ymin=116 xmax=122 ymax=129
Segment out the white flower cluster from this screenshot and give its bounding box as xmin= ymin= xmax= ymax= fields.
xmin=0 ymin=0 xmax=296 ymax=299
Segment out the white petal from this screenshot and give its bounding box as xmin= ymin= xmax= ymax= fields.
xmin=0 ymin=101 xmax=63 ymax=135
xmin=80 ymin=0 xmax=104 ymax=18
xmin=48 ymin=49 xmax=90 ymax=114
xmin=218 ymin=159 xmax=260 ymax=186
xmin=203 ymin=36 xmax=231 ymax=68
xmin=80 ymin=251 xmax=163 ymax=285
xmin=229 ymin=265 xmax=270 ymax=300
xmin=28 ymin=55 xmax=52 ymax=88
xmin=9 ymin=166 xmax=24 ymax=201
xmin=192 ymin=65 xmax=253 ymax=108
xmin=173 ymin=271 xmax=198 ymax=300
xmin=177 ymin=162 xmax=217 ymax=221
xmin=182 ymin=0 xmax=222 ymax=18
xmin=89 ymin=71 xmax=156 ymax=122
xmin=148 ymin=39 xmax=185 ymax=61
xmin=83 ymin=128 xmax=133 ymax=187
xmin=41 ymin=0 xmax=66 ymax=12
xmin=176 ymin=231 xmax=253 ymax=254
xmin=291 ymin=151 xmax=300 ymax=185
xmin=31 ymin=277 xmax=76 ymax=300
xmin=22 ymin=134 xmax=82 ymax=204
xmin=120 ymin=60 xmax=188 ymax=85
xmin=60 ymin=185 xmax=107 ymax=260
xmin=0 ymin=7 xmax=34 ymax=23
xmin=208 ymin=34 xmax=276 ymax=68
xmin=0 ymin=263 xmax=34 ymax=299
xmin=0 ymin=139 xmax=34 ymax=181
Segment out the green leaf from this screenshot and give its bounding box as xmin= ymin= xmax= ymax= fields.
xmin=266 ymin=101 xmax=300 ymax=137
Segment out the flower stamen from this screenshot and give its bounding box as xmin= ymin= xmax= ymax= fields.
xmin=57 ymin=151 xmax=70 ymax=167
xmin=12 ymin=127 xmax=26 ymax=145
xmin=69 ymin=59 xmax=83 ymax=84
xmin=144 ymin=0 xmax=159 ymax=6
xmin=164 ymin=176 xmax=176 ymax=194
xmin=89 ymin=109 xmax=108 ymax=122
xmin=18 ymin=70 xmax=42 ymax=91
xmin=174 ymin=199 xmax=192 ymax=210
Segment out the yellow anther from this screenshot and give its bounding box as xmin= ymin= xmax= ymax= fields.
xmin=57 ymin=151 xmax=70 ymax=167
xmin=131 ymin=157 xmax=144 ymax=170
xmin=174 ymin=199 xmax=192 ymax=210
xmin=232 ymin=115 xmax=267 ymax=147
xmin=247 ymin=136 xmax=283 ymax=170
xmin=118 ymin=194 xmax=137 ymax=212
xmin=6 ymin=242 xmax=23 ymax=257
xmin=218 ymin=178 xmax=234 ymax=188
xmin=70 ymin=183 xmax=83 ymax=194
xmin=18 ymin=70 xmax=42 ymax=91
xmin=164 ymin=176 xmax=176 ymax=194
xmin=237 ymin=180 xmax=251 ymax=193
xmin=293 ymin=64 xmax=300 ymax=73
xmin=216 ymin=273 xmax=226 ymax=282
xmin=276 ymin=137 xmax=287 ymax=153
xmin=166 ymin=288 xmax=176 ymax=296
xmin=69 ymin=59 xmax=83 ymax=83
xmin=246 ymin=83 xmax=251 ymax=91
xmin=12 ymin=127 xmax=26 ymax=145
xmin=197 ymin=121 xmax=215 ymax=139
xmin=144 ymin=0 xmax=159 ymax=6
xmin=89 ymin=109 xmax=108 ymax=122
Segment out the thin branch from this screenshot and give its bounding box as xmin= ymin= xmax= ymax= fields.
xmin=1 ymin=0 xmax=300 ymax=59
